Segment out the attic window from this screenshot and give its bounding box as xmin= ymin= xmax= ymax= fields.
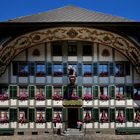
xmin=102 ymin=49 xmax=110 ymax=57
xmin=32 ymin=49 xmax=40 ymax=56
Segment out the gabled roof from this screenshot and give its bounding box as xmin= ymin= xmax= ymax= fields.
xmin=8 ymin=5 xmax=131 ymax=22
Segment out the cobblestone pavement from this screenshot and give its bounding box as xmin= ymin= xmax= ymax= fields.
xmin=0 ymin=134 xmax=139 ymax=140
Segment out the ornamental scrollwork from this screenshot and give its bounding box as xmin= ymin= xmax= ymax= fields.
xmin=0 ymin=27 xmax=140 ymax=76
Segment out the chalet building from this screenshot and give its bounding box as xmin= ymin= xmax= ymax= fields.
xmin=0 ymin=6 xmax=140 ymax=134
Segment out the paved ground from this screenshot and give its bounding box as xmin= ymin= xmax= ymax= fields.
xmin=0 ymin=134 xmax=139 ymax=140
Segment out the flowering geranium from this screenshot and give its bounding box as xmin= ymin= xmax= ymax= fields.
xmin=17 ymin=89 xmax=28 ymax=100
xmin=53 ymin=113 xmax=62 ymax=123
xmin=35 ymin=94 xmax=45 ymax=100
xmin=36 ymin=112 xmax=45 ymax=123
xmin=19 ymin=114 xmax=27 ymax=124
xmin=116 ymin=112 xmax=126 ymax=123
xmin=0 ymin=91 xmax=9 ymax=101
xmin=54 ymin=72 xmax=63 ymax=77
xmin=83 ymin=93 xmax=92 ymax=101
xmin=135 ymin=112 xmax=140 ymax=122
xmin=84 ymin=112 xmax=92 ymax=123
xmin=100 ymin=111 xmax=108 ymax=123
xmin=71 ymin=93 xmax=78 ymax=100
xmin=116 ymin=93 xmax=124 ymax=100
xmin=52 ymin=93 xmax=63 ymax=100
xmin=100 ymin=94 xmax=110 ymax=100
xmin=0 ymin=112 xmax=9 ymax=123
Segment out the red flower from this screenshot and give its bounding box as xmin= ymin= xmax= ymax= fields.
xmin=100 ymin=94 xmax=110 ymax=100
xmin=116 ymin=93 xmax=124 ymax=100
xmin=83 ymin=93 xmax=92 ymax=101
xmin=52 ymin=93 xmax=63 ymax=100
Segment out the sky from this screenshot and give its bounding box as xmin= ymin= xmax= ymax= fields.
xmin=0 ymin=0 xmax=140 ymax=21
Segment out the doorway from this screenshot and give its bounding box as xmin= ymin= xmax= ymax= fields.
xmin=68 ymin=108 xmax=78 ymax=128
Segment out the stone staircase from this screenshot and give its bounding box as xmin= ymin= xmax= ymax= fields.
xmin=63 ymin=128 xmax=84 ymax=136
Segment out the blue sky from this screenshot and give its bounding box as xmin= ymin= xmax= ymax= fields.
xmin=0 ymin=0 xmax=140 ymax=21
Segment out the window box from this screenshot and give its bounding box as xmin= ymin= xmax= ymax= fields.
xmin=84 ymin=72 xmax=92 ymax=77
xmin=83 ymin=93 xmax=92 ymax=101
xmin=100 ymin=94 xmax=110 ymax=100
xmin=17 ymin=92 xmax=28 ymax=100
xmin=36 ymin=72 xmax=45 ymax=77
xmin=52 ymin=93 xmax=63 ymax=100
xmin=0 ymin=93 xmax=9 ymax=101
xmin=116 ymin=93 xmax=125 ymax=100
xmin=0 ymin=112 xmax=9 ymax=123
xmin=35 ymin=94 xmax=45 ymax=100
xmin=100 ymin=72 xmax=108 ymax=77
xmin=54 ymin=72 xmax=63 ymax=77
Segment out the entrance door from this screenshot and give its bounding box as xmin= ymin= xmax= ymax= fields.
xmin=68 ymin=108 xmax=78 ymax=128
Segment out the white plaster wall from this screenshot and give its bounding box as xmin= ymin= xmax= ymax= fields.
xmin=10 ymin=99 xmax=17 ymax=106
xmin=99 ymin=100 xmax=109 ymax=106
xmin=99 ymin=44 xmax=113 ymax=61
xmin=110 ymin=76 xmax=114 ymax=84
xmin=100 ymin=123 xmax=109 ymax=128
xmin=116 ymin=123 xmax=125 ymax=127
xmin=126 ymin=122 xmax=133 ymax=127
xmin=83 ymin=100 xmax=93 ymax=106
xmin=36 ymin=77 xmax=45 ymax=84
xmin=29 ymin=100 xmax=34 ymax=106
xmin=53 ymin=57 xmax=62 ymax=61
xmin=83 ymin=123 xmax=93 ymax=128
xmin=18 ymin=123 xmax=28 ymax=128
xmin=93 ymin=76 xmax=98 ymax=84
xmin=36 ymin=100 xmax=45 ymax=106
xmin=18 ymin=100 xmax=28 ymax=106
xmin=115 ymin=77 xmax=125 ymax=84
xmin=47 ymin=122 xmax=52 ymax=129
xmin=53 ymin=77 xmax=62 ymax=84
xmin=18 ymin=77 xmax=28 ymax=83
xmin=83 ymin=56 xmax=92 ymax=61
xmin=46 ymin=76 xmax=52 ymax=84
xmin=110 ymin=122 xmax=115 ymax=128
xmin=93 ymin=100 xmax=98 ymax=106
xmin=134 ymin=123 xmax=140 ymax=127
xmin=0 ymin=68 xmax=8 ymax=83
xmin=29 ymin=122 xmax=34 ymax=128
xmin=110 ymin=99 xmax=115 ymax=106
xmin=11 ymin=122 xmax=17 ymax=128
xmin=46 ymin=100 xmax=52 ymax=106
xmin=0 ymin=123 xmax=9 ymax=128
xmin=10 ymin=64 xmax=17 ymax=84
xmin=46 ymin=43 xmax=51 ymax=61
xmin=13 ymin=50 xmax=26 ymax=61
xmin=115 ymin=50 xmax=128 ymax=61
xmin=68 ymin=56 xmax=77 ymax=61
xmin=36 ymin=123 xmax=45 ymax=128
xmin=94 ymin=122 xmax=98 ymax=128
xmin=83 ymin=77 xmax=92 ymax=84
xmin=55 ymin=123 xmax=62 ymax=128
xmin=0 ymin=100 xmax=9 ymax=106
xmin=53 ymin=100 xmax=62 ymax=106
xmin=126 ymin=99 xmax=133 ymax=106
xmin=28 ymin=44 xmax=45 ymax=61
xmin=116 ymin=100 xmax=125 ymax=106
xmin=99 ymin=77 xmax=109 ymax=84
xmin=29 ymin=76 xmax=34 ymax=83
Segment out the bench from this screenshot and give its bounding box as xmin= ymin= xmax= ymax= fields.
xmin=0 ymin=128 xmax=14 ymax=135
xmin=115 ymin=127 xmax=140 ymax=135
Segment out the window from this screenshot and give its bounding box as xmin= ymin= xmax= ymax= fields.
xmin=116 ymin=86 xmax=125 ymax=100
xmin=99 ymin=64 xmax=108 ymax=77
xmin=0 ymin=86 xmax=8 ymax=96
xmin=54 ymin=87 xmax=62 ymax=95
xmin=0 ymin=110 xmax=9 ymax=122
xmin=68 ymin=86 xmax=78 ymax=100
xmin=83 ymin=44 xmax=92 ymax=56
xmin=83 ymin=64 xmax=92 ymax=76
xmin=53 ymin=64 xmax=63 ymax=76
xmin=18 ymin=63 xmax=29 ymax=76
xmin=68 ymin=64 xmax=77 ymax=75
xmin=83 ymin=87 xmax=92 ymax=100
xmin=19 ymin=109 xmax=27 ymax=123
xmin=36 ymin=63 xmax=45 ymax=76
xmin=17 ymin=86 xmax=28 ymax=100
xmin=100 ymin=86 xmax=109 ymax=100
xmin=116 ymin=109 xmax=126 ymax=123
xmin=115 ymin=64 xmax=124 ymax=77
xmin=29 ymin=109 xmax=35 ymax=122
xmin=100 ymin=109 xmax=109 ymax=123
xmin=36 ymin=86 xmax=45 ymax=100
xmin=68 ymin=44 xmax=77 ymax=56
xmin=133 ymin=86 xmax=140 ymax=100
xmin=52 ymin=44 xmax=62 ymax=56
xmin=36 ymin=109 xmax=45 ymax=123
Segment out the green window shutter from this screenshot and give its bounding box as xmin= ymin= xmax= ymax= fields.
xmin=125 ymin=85 xmax=132 ymax=99
xmin=129 ymin=109 xmax=134 ymax=121
xmin=78 ymin=86 xmax=82 ymax=98
xmin=126 ymin=109 xmax=134 ymax=122
xmin=63 ymin=108 xmax=67 ymax=122
xmin=47 ymin=63 xmax=52 ymax=76
xmin=29 ymin=86 xmax=35 ymax=99
xmin=109 ymin=85 xmax=115 ymax=99
xmin=79 ymin=108 xmax=83 ymax=121
xmin=46 ymin=86 xmax=52 ymax=99
xmin=93 ymin=86 xmax=99 ymax=99
xmin=29 ymin=109 xmax=35 ymax=122
xmin=10 ymin=109 xmax=17 ymax=122
xmin=109 ymin=63 xmax=114 ymax=76
xmin=78 ymin=63 xmax=82 ymax=76
xmin=30 ymin=62 xmax=35 ymax=76
xmin=93 ymin=63 xmax=98 ymax=76
xmin=93 ymin=108 xmax=99 ymax=122
xmin=10 ymin=86 xmax=17 ymax=99
xmin=46 ymin=109 xmax=52 ymax=122
xmin=110 ymin=109 xmax=115 ymax=122
xmin=125 ymin=62 xmax=130 ymax=75
xmin=63 ymin=86 xmax=68 ymax=99
xmin=63 ymin=63 xmax=67 ymax=75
